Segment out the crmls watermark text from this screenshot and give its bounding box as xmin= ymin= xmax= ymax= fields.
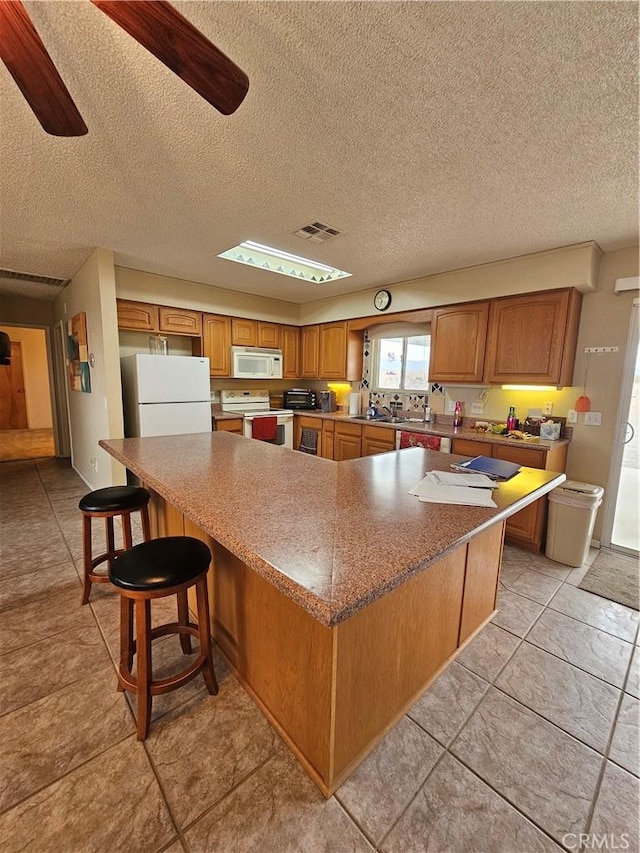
xmin=562 ymin=834 xmax=630 ymax=850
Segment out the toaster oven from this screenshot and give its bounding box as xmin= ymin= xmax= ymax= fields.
xmin=283 ymin=388 xmax=317 ymax=410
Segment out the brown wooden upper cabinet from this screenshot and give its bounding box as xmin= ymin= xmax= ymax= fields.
xmin=483 ymin=289 xmax=582 ymax=386
xmin=202 ymin=313 xmax=232 ymax=377
xmin=300 ymin=321 xmax=362 ymax=381
xmin=319 ymin=322 xmax=348 ymax=380
xmin=258 ymin=322 xmax=281 ymax=349
xmin=116 ymin=299 xmax=159 ymax=332
xmin=231 ymin=318 xmax=258 ymax=347
xmin=158 ymin=306 xmax=202 ymax=337
xmin=300 ymin=325 xmax=320 ymax=378
xmin=429 ymin=302 xmax=490 ymax=383
xmin=282 ymin=325 xmax=300 ymax=379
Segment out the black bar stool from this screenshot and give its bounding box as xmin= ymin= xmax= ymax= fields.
xmin=109 ymin=535 xmax=218 ymax=740
xmin=78 ymin=485 xmax=151 ymax=605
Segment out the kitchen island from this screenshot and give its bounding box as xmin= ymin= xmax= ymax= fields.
xmin=100 ymin=432 xmax=565 ymax=795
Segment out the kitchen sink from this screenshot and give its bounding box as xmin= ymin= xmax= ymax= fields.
xmin=350 ymin=415 xmax=408 ymax=424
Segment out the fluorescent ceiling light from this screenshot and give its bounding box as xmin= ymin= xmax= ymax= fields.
xmin=218 ymin=240 xmax=351 ymax=283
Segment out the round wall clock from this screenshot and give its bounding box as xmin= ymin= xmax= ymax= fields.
xmin=374 ymin=289 xmax=392 ymax=311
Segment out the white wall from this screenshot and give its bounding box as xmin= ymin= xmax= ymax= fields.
xmin=115 ymin=267 xmax=300 ymax=324
xmin=53 ymin=248 xmax=125 ymax=488
xmin=299 ymin=242 xmax=601 ymax=324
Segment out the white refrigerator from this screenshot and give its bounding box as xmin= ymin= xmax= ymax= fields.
xmin=121 ymin=354 xmax=212 ymax=437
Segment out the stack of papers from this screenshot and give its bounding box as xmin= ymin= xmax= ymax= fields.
xmin=409 ymin=471 xmax=498 ymax=507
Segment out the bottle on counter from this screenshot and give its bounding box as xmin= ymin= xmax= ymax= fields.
xmin=506 ymin=406 xmax=517 ymax=431
xmin=453 ymin=401 xmax=463 ymax=429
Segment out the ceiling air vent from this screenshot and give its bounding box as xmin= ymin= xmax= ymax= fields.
xmin=294 ymin=221 xmax=343 ymax=243
xmin=0 ymin=268 xmax=71 ymax=301
xmin=0 ymin=268 xmax=70 ymax=288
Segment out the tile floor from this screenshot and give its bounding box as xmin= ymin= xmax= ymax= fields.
xmin=0 ymin=457 xmax=638 ymax=853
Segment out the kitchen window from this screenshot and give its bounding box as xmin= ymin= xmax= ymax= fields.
xmin=370 ymin=325 xmax=431 ymax=392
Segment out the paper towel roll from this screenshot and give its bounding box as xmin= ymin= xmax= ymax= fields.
xmin=349 ymin=393 xmax=361 ymax=415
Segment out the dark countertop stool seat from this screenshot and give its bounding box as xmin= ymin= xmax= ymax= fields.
xmin=109 ymin=535 xmax=218 ymax=740
xmin=79 ymin=485 xmax=151 ymax=605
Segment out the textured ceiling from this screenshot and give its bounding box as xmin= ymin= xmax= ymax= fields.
xmin=0 ymin=1 xmax=637 ymax=305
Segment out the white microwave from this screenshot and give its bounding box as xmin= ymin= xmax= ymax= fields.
xmin=231 ymin=346 xmax=283 ymax=379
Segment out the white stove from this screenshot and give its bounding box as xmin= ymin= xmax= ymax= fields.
xmin=220 ymin=390 xmax=294 ymax=448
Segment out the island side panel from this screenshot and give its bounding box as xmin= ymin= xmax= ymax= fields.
xmin=459 ymin=520 xmax=504 ymax=644
xmin=331 ymin=546 xmax=466 ymax=784
xmin=211 ymin=541 xmax=335 ymax=784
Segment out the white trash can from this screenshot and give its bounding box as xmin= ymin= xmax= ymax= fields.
xmin=545 ymin=481 xmax=604 ymax=567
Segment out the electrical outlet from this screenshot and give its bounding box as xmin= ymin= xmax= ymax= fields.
xmin=543 ymin=402 xmax=553 ymax=416
xmin=90 ymin=457 xmax=98 ymax=471
xmin=567 ymin=409 xmax=578 ymax=424
xmin=584 ymin=411 xmax=602 ymax=426
xmin=447 ymin=399 xmax=455 ymax=413
xmin=471 ymin=402 xmax=484 ymax=415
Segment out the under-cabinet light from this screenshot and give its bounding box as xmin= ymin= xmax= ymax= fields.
xmin=218 ymin=240 xmax=351 ymax=283
xmin=501 ymin=385 xmax=560 ymax=391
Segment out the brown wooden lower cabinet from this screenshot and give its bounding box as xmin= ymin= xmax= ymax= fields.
xmin=334 ymin=422 xmax=362 ymax=461
xmin=361 ymin=424 xmax=396 ymax=456
xmin=321 ymin=420 xmax=334 ymax=459
xmin=214 ymin=418 xmax=243 ymax=435
xmin=294 ymin=415 xmax=321 ymax=454
xmin=145 ymin=486 xmax=504 ymax=796
xmin=451 ymin=437 xmax=567 ymax=552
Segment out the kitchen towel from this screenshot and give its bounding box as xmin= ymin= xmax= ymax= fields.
xmin=299 ymin=428 xmax=318 ymax=454
xmin=399 ymin=432 xmax=441 ymax=450
xmin=252 ymin=416 xmax=278 ymax=441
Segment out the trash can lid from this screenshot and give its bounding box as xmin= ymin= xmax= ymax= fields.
xmin=558 ymin=480 xmax=603 ymax=495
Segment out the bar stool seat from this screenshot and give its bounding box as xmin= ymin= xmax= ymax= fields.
xmin=79 ymin=485 xmax=151 ymax=605
xmin=109 ymin=535 xmax=218 ymax=740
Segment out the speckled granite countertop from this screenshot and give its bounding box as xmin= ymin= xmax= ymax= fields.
xmin=100 ymin=433 xmax=565 ymax=627
xmin=292 ymin=410 xmax=570 ymax=452
xmin=211 ymin=411 xmax=243 ymax=421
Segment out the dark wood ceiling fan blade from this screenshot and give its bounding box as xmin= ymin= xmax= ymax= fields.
xmin=91 ymin=0 xmax=249 ymax=115
xmin=0 ymin=1 xmax=87 ymax=136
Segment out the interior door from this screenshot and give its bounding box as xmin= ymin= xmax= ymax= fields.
xmin=0 ymin=341 xmax=28 ymax=429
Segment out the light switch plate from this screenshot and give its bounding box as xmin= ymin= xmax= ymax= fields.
xmin=567 ymin=409 xmax=578 ymax=424
xmin=543 ymin=402 xmax=553 ymax=416
xmin=471 ymin=402 xmax=484 ymax=415
xmin=584 ymin=411 xmax=602 ymax=426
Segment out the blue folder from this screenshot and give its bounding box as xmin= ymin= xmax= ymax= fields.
xmin=450 ymin=455 xmax=521 ymax=480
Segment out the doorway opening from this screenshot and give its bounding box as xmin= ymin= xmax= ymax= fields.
xmin=603 ymin=299 xmax=639 ymax=556
xmin=0 ymin=324 xmax=56 ymax=462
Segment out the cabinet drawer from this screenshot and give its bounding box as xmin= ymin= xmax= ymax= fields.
xmin=335 ymin=422 xmax=363 ymax=438
xmin=452 ymin=438 xmax=492 ymax=457
xmin=492 ymin=444 xmax=546 ymax=470
xmin=362 ymin=424 xmax=395 ymax=443
xmin=215 ymin=418 xmax=243 ymax=434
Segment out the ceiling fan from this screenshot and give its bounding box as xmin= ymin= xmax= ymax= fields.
xmin=0 ymin=0 xmax=249 ymax=136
